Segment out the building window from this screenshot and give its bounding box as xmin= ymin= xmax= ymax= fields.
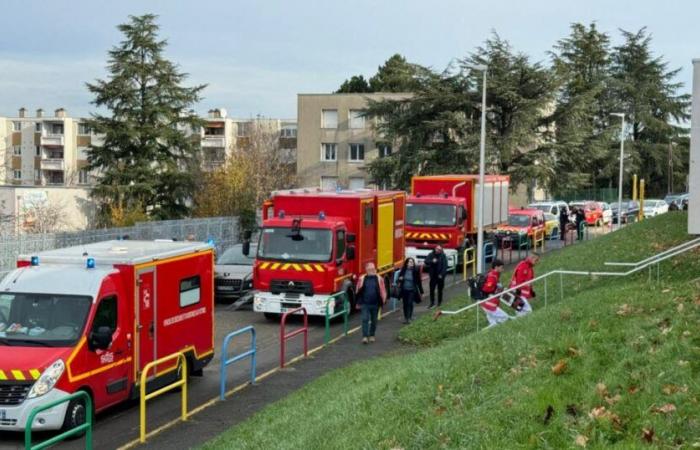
xmin=321 ymin=143 xmax=337 ymax=161
xmin=349 ymin=110 xmax=366 ymax=129
xmin=179 ymin=276 xmax=201 ymax=307
xmin=349 ymin=143 xmax=365 ymax=162
xmin=281 ymin=126 xmax=297 ymax=138
xmin=321 ymin=176 xmax=338 ymax=191
xmin=237 ymin=122 xmax=249 ymax=137
xmin=13 ymin=170 xmax=21 ymax=180
xmin=13 ymin=146 xmax=21 ymax=156
xmin=50 ymin=123 xmax=64 ymax=135
xmin=349 ymin=177 xmax=365 ymax=190
xmin=35 ymin=145 xmax=41 ymax=156
xmin=78 ymin=123 xmax=91 ymax=135
xmin=378 ymin=144 xmax=392 ymax=158
xmin=321 ymin=109 xmax=338 ymax=129
xmin=34 ymin=169 xmax=41 ymax=182
xmin=12 ymin=121 xmax=21 ymax=131
xmin=35 ymin=123 xmax=42 ymax=132
xmin=79 ymin=169 xmax=89 ymax=184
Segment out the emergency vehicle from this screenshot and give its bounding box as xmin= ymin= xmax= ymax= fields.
xmin=253 ymin=188 xmax=405 ymax=317
xmin=406 ymin=175 xmax=509 ymax=266
xmin=0 ymin=240 xmax=214 ymax=432
xmin=495 ymin=208 xmax=546 ymax=242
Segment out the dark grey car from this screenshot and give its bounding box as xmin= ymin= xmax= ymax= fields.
xmin=215 ymin=243 xmax=256 ymax=303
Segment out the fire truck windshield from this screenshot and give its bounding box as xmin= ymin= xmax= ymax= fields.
xmin=258 ymin=227 xmax=333 ymax=262
xmin=508 ymin=215 xmax=531 ymax=227
xmin=0 ymin=293 xmax=92 ymax=347
xmin=406 ymin=203 xmax=456 ymax=227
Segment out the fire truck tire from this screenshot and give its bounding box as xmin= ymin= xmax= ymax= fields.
xmin=61 ymin=392 xmax=91 ymax=436
xmin=264 ymin=312 xmax=280 ymax=321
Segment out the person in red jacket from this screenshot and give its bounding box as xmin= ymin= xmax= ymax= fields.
xmin=480 ymin=259 xmax=513 ymax=327
xmin=509 ymin=252 xmax=540 ymax=316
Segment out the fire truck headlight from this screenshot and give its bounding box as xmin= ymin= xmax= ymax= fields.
xmin=28 ymin=359 xmax=65 ymax=399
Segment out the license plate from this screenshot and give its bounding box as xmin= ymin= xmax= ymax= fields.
xmin=218 ymin=286 xmax=234 ymax=291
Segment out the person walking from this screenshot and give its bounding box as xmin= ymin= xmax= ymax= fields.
xmin=574 ymin=207 xmax=586 ymax=241
xmin=509 ymin=252 xmax=539 ymax=317
xmin=424 ymin=245 xmax=448 ymax=309
xmin=559 ymin=207 xmax=569 ymax=241
xmin=395 ymin=257 xmax=423 ymax=324
xmin=480 ymin=259 xmax=513 ymax=327
xmin=356 ymin=262 xmax=387 ymax=344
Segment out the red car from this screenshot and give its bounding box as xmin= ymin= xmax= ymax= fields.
xmin=569 ymin=201 xmax=604 ymax=226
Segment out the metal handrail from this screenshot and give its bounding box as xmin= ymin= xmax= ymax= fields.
xmin=324 ymin=292 xmax=350 ymax=344
xmin=604 ymin=236 xmax=700 ymax=267
xmin=139 ymin=352 xmax=188 ymax=443
xmin=439 ymin=238 xmax=700 ymax=318
xmin=25 ymin=391 xmax=93 ymax=450
xmin=220 ymin=326 xmax=256 ymax=400
xmin=462 ymin=247 xmax=476 ymax=280
xmin=280 ymin=306 xmax=308 ymax=368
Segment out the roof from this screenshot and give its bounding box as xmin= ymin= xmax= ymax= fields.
xmin=412 ymin=174 xmax=510 ymax=182
xmin=19 ymin=240 xmax=213 ymax=266
xmin=0 ymin=266 xmax=116 ymax=298
xmin=272 ymin=188 xmax=403 ymax=200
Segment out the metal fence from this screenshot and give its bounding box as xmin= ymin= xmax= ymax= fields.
xmin=557 ymin=187 xmax=619 ymax=203
xmin=0 ymin=216 xmax=239 ymax=271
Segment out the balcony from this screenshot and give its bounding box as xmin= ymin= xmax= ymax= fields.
xmin=201 ymin=136 xmax=226 ymax=148
xmin=40 ymin=159 xmax=65 ymax=171
xmin=40 ymin=133 xmax=65 ymax=147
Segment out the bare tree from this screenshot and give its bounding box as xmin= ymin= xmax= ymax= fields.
xmin=20 ymin=199 xmax=68 ymax=233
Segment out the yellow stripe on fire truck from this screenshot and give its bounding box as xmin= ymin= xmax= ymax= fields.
xmin=0 ymin=369 xmax=41 ymax=381
xmin=407 ymin=232 xmax=449 ymax=240
xmin=258 ymin=262 xmax=325 ymax=272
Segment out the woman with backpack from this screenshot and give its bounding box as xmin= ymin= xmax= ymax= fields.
xmin=395 ymin=257 xmax=423 ymax=324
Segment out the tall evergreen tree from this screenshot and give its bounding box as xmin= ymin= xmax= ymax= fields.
xmin=86 ymin=14 xmax=206 ymax=224
xmin=336 ymin=54 xmax=426 ymax=93
xmin=336 ymin=75 xmax=371 ymax=93
xmin=548 ymin=23 xmax=615 ymax=195
xmin=610 ymin=28 xmax=690 ymax=197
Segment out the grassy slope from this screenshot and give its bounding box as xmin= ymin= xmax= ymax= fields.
xmin=202 ymin=213 xmax=700 ymax=449
xmin=399 ymin=212 xmax=692 ymax=346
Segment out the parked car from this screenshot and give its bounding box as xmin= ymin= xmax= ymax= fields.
xmin=664 ymin=193 xmax=688 ymax=208
xmin=543 ymin=213 xmax=559 ymax=237
xmin=495 ymin=208 xmax=546 ymax=244
xmin=215 ymin=243 xmax=256 ymax=303
xmin=569 ymin=200 xmax=604 ymax=226
xmin=643 ymin=199 xmax=669 ymax=218
xmin=611 ymin=200 xmax=640 ymax=224
xmin=528 ymin=201 xmax=570 ymax=218
xmin=597 ymin=202 xmax=613 ymax=225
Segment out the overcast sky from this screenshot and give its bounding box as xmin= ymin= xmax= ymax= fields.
xmin=1 ymin=0 xmax=697 ymax=119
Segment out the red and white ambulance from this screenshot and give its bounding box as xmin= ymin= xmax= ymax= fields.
xmin=0 ymin=240 xmax=214 ymax=432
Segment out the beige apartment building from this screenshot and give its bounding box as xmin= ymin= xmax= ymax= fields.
xmin=297 ymin=93 xmax=409 ymax=189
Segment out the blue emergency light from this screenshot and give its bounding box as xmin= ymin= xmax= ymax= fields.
xmin=319 ymin=211 xmax=326 ymax=220
xmin=206 ymin=238 xmax=215 ymax=246
xmin=278 ymin=209 xmax=285 ymax=218
xmin=30 ymin=256 xmax=39 ymax=266
xmin=86 ymin=257 xmax=96 ymax=269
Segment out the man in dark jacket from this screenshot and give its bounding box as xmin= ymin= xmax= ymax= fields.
xmin=574 ymin=207 xmax=586 ymax=240
xmin=355 ymin=263 xmax=387 ymax=344
xmin=424 ymin=245 xmax=448 ymax=309
xmin=559 ymin=208 xmax=569 ymax=241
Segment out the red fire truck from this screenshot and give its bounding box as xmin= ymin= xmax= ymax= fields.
xmin=0 ymin=240 xmax=214 ymax=432
xmin=406 ymin=175 xmax=510 ymax=266
xmin=253 ymin=188 xmax=405 ymax=317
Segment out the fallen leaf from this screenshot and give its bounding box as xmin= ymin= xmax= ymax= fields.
xmin=661 ymin=326 xmax=673 ymax=335
xmin=575 ymin=434 xmax=589 ymax=447
xmin=617 ymin=304 xmax=633 ymax=316
xmin=662 ymin=385 xmax=688 ymax=395
xmin=588 ymin=320 xmax=598 ymax=329
xmin=642 ymin=428 xmax=654 ymax=443
xmin=437 ymin=384 xmax=443 ymax=393
xmin=679 ymin=360 xmax=689 ymax=367
xmin=652 ymin=403 xmax=676 ymax=414
xmin=606 ymin=394 xmax=622 ymax=405
xmin=589 ymin=406 xmax=608 ymax=419
xmin=504 ymin=398 xmax=513 ymax=407
xmin=677 ymin=303 xmax=685 ymax=312
xmin=683 ymin=331 xmax=691 ymax=337
xmin=568 ymin=347 xmax=581 ymax=357
xmin=596 ymin=383 xmax=608 ymax=397
xmin=628 ymin=385 xmax=639 ymax=394
xmin=552 ymin=359 xmax=568 ymax=375
xmin=662 ymin=288 xmax=671 ymax=293
xmin=434 ymin=406 xmax=446 ymax=416
xmin=566 ymin=404 xmax=579 ymax=417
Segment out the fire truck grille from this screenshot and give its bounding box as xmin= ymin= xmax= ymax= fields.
xmin=0 ymin=382 xmax=32 ymax=406
xmin=270 ymin=279 xmax=314 ymax=296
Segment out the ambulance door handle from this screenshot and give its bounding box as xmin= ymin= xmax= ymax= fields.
xmin=148 ymin=322 xmax=154 ymax=337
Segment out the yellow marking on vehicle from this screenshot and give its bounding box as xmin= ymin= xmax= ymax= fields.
xmin=291 ymin=264 xmax=302 ymax=271
xmin=281 ymin=263 xmax=291 ymax=270
xmin=11 ymin=370 xmax=25 ymax=380
xmin=259 ymin=262 xmax=270 ymax=269
xmin=270 ymin=263 xmax=281 ymax=270
xmin=30 ymin=369 xmax=41 ymax=380
xmin=0 ymin=370 xmax=6 ymax=381
xmin=303 ymin=264 xmax=313 ymax=271
xmin=314 ymin=264 xmax=324 ymax=272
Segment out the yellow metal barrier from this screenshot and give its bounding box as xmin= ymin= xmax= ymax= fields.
xmin=533 ymin=229 xmax=545 ymax=252
xmin=139 ymin=352 xmax=188 ymax=443
xmin=462 ymin=247 xmax=476 ymax=280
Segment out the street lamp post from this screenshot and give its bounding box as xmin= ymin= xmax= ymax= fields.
xmin=467 ymin=64 xmax=488 ymax=274
xmin=611 ymin=113 xmax=625 ymax=230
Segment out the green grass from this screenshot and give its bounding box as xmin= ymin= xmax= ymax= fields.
xmin=399 ymin=213 xmax=693 ymax=346
xmin=202 ymin=213 xmax=700 ymax=449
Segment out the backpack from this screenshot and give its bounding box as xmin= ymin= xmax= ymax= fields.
xmin=468 ymin=274 xmax=488 ymax=300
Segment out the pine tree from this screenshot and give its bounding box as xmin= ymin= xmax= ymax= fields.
xmin=336 ymin=75 xmax=371 ymax=93
xmin=610 ymin=28 xmax=690 ymax=197
xmin=335 ymin=54 xmax=426 ymax=93
xmin=86 ymin=14 xmax=206 ymax=224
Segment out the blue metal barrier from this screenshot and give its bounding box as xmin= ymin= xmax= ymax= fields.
xmin=220 ymin=325 xmax=256 ymax=400
xmin=482 ymin=241 xmax=495 ymax=269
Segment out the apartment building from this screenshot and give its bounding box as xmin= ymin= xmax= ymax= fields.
xmin=296 ymin=93 xmax=409 ymax=190
xmin=200 ymin=108 xmax=297 ymax=170
xmin=0 ymin=108 xmax=95 ymax=187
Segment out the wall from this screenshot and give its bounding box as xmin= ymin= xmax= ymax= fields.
xmin=690 ymin=59 xmax=700 ymax=234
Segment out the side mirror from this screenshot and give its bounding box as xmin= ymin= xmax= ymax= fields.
xmin=89 ymin=326 xmax=113 ymax=351
xmin=336 ymin=258 xmax=344 ymax=266
xmin=461 ymin=208 xmax=468 ymax=221
xmin=347 ymin=234 xmax=356 ymax=243
xmin=242 ymin=241 xmax=250 ymax=256
xmin=346 ymin=246 xmax=356 ymax=261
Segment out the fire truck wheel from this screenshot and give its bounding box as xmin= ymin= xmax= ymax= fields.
xmin=264 ymin=312 xmax=280 ymax=321
xmin=61 ymin=393 xmax=90 ymax=436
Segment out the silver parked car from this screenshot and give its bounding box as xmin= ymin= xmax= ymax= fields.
xmin=215 ymin=243 xmax=256 ymax=303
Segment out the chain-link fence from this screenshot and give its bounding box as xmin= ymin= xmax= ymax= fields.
xmin=0 ymin=216 xmax=239 ymax=271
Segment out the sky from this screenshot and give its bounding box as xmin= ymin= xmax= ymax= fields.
xmin=1 ymin=0 xmax=698 ymax=119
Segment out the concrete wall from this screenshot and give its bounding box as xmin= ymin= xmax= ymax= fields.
xmin=690 ymin=60 xmax=700 ymax=234
xmin=0 ymin=185 xmax=94 ymax=233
